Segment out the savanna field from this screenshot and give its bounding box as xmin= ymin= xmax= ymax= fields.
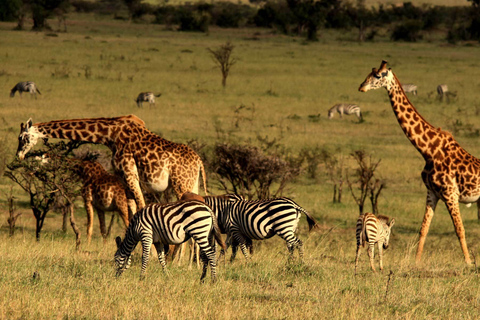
xmin=1 ymin=7 xmax=480 ymax=319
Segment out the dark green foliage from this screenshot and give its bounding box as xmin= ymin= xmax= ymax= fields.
xmin=391 ymin=19 xmax=424 ymax=42
xmin=0 ymin=0 xmax=22 ymax=21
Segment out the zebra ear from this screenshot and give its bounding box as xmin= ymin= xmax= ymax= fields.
xmin=115 ymin=236 xmax=122 ymax=248
xmin=389 ymin=219 xmax=395 ymax=228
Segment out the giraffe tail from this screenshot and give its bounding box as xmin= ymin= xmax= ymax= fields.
xmin=200 ymin=162 xmax=208 ymax=196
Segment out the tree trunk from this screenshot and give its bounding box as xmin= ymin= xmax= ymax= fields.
xmin=68 ymin=204 xmax=82 ymax=250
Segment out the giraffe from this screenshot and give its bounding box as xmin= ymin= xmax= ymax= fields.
xmin=359 ymin=60 xmax=479 ymax=264
xmin=16 ymin=115 xmax=208 ymax=211
xmin=73 ymin=159 xmax=136 ymax=244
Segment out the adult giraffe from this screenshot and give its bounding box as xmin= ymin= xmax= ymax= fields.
xmin=17 ymin=115 xmax=208 ymax=210
xmin=359 ymin=60 xmax=479 ymax=265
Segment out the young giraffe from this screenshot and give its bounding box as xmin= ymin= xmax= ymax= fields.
xmin=16 ymin=115 xmax=208 ymax=210
xmin=74 ymin=159 xmax=137 ymax=244
xmin=359 ymin=60 xmax=479 ymax=264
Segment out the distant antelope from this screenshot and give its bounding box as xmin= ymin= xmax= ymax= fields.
xmin=10 ymin=81 xmax=41 ymax=99
xmin=401 ymin=83 xmax=417 ymax=95
xmin=135 ymin=92 xmax=161 ymax=108
xmin=355 ymin=212 xmax=395 ymax=274
xmin=327 ymin=104 xmax=362 ymax=121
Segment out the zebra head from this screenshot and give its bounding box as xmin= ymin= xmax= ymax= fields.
xmin=358 ymin=60 xmax=394 ymax=93
xmin=114 ymin=236 xmax=132 ymax=276
xmin=382 ymin=218 xmax=396 ymax=250
xmin=17 ymin=119 xmax=43 ymax=161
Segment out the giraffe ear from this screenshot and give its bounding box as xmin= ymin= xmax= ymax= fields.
xmin=26 ymin=118 xmax=33 ymax=129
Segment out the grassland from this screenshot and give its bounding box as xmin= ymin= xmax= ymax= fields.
xmin=1 ymin=14 xmax=480 ymax=319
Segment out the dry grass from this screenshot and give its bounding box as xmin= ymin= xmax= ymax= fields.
xmin=1 ymin=14 xmax=480 ymax=319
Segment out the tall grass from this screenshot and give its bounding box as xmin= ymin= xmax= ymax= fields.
xmin=1 ymin=14 xmax=480 ymax=319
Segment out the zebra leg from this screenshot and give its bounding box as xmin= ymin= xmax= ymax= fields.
xmin=378 ymin=243 xmax=384 ymax=271
xmin=354 ymin=245 xmax=362 ymax=276
xmin=367 ymin=242 xmax=376 ymax=272
xmin=153 ymin=242 xmax=169 ymax=274
xmin=140 ymin=236 xmax=153 ymax=279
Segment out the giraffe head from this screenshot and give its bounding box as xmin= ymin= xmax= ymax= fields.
xmin=358 ymin=60 xmax=394 ymax=93
xmin=17 ymin=119 xmax=43 ymax=160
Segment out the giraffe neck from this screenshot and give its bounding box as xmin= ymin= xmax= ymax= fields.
xmin=387 ymin=73 xmax=439 ymax=160
xmin=33 ymin=116 xmax=137 ymax=146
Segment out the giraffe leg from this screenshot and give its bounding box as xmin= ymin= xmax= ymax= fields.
xmin=83 ymin=188 xmax=95 ymax=245
xmin=416 ymin=190 xmax=439 ymax=264
xmin=97 ymin=209 xmax=107 ymax=243
xmin=445 ymin=199 xmax=471 ymax=264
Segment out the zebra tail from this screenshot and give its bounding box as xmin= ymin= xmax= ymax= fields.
xmin=211 ymin=212 xmax=226 ymax=251
xmin=297 ymin=206 xmax=319 ymax=232
xmin=155 ymin=93 xmax=162 ymax=97
xmin=36 ymin=87 xmax=41 ymax=95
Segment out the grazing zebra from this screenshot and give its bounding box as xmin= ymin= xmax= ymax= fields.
xmin=355 ymin=212 xmax=395 ymax=274
xmin=135 ymin=92 xmax=161 ymax=108
xmin=114 ymin=200 xmax=226 ymax=282
xmin=327 ymin=104 xmax=362 ymax=121
xmin=204 ymin=194 xmax=318 ymax=262
xmin=401 ymin=83 xmax=418 ymax=95
xmin=10 ymin=81 xmax=41 ymax=99
xmin=437 ymin=84 xmax=448 ymax=100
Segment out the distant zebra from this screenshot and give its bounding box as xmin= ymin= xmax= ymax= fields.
xmin=204 ymin=194 xmax=318 ymax=262
xmin=135 ymin=92 xmax=161 ymax=108
xmin=437 ymin=84 xmax=448 ymax=100
xmin=114 ymin=200 xmax=226 ymax=282
xmin=355 ymin=212 xmax=395 ymax=275
xmin=10 ymin=81 xmax=41 ymax=99
xmin=401 ymin=83 xmax=418 ymax=95
xmin=327 ymin=104 xmax=362 ymax=121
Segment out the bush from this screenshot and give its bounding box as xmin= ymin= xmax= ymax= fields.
xmin=391 ymin=19 xmax=423 ymax=42
xmin=178 ymin=7 xmax=210 ymax=32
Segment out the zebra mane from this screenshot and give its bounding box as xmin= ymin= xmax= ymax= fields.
xmin=376 ymin=214 xmax=390 ymax=224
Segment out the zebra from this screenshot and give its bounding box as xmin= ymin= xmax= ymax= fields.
xmin=401 ymin=83 xmax=418 ymax=95
xmin=437 ymin=84 xmax=448 ymax=100
xmin=10 ymin=81 xmax=41 ymax=99
xmin=354 ymin=212 xmax=395 ymax=275
xmin=135 ymin=92 xmax=161 ymax=108
xmin=114 ymin=200 xmax=226 ymax=282
xmin=327 ymin=104 xmax=362 ymax=121
xmin=204 ymin=194 xmax=318 ymax=263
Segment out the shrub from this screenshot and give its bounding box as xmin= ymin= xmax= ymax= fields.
xmin=391 ymin=19 xmax=423 ymax=42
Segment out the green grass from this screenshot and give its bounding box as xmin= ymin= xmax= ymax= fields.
xmin=1 ymin=14 xmax=480 ymax=319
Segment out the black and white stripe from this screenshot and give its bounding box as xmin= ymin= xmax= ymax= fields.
xmin=10 ymin=81 xmax=41 ymax=99
xmin=327 ymin=104 xmax=362 ymax=120
xmin=437 ymin=84 xmax=448 ymax=98
xmin=135 ymin=92 xmax=161 ymax=108
xmin=355 ymin=212 xmax=395 ymax=274
xmin=401 ymin=83 xmax=417 ymax=95
xmin=204 ymin=194 xmax=318 ymax=262
xmin=114 ymin=200 xmax=225 ymax=282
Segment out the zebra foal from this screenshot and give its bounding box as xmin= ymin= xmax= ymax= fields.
xmin=355 ymin=212 xmax=395 ymax=274
xmin=10 ymin=81 xmax=41 ymax=99
xmin=135 ymin=92 xmax=161 ymax=108
xmin=114 ymin=200 xmax=226 ymax=282
xmin=204 ymin=194 xmax=318 ymax=263
xmin=327 ymin=104 xmax=362 ymax=121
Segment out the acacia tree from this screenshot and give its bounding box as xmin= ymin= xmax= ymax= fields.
xmin=4 ymin=141 xmax=82 ymax=245
xmin=347 ymin=150 xmax=385 ymax=214
xmin=208 ymin=42 xmax=236 ymax=88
